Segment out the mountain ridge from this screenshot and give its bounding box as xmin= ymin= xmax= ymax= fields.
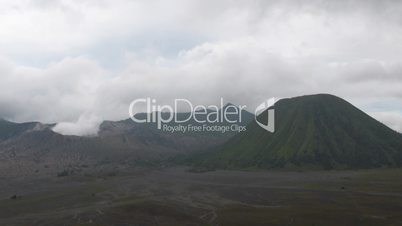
xmin=0 ymin=104 xmax=254 ymax=177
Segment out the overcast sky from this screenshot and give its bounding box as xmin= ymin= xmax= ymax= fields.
xmin=0 ymin=0 xmax=402 ymax=135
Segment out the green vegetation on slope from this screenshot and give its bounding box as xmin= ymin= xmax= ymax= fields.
xmin=190 ymin=94 xmax=402 ymax=169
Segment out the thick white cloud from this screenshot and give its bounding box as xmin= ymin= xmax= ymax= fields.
xmin=0 ymin=0 xmax=402 ymax=135
xmin=0 ymin=56 xmax=108 ymax=123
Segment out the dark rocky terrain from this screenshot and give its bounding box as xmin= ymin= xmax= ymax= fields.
xmin=0 ymin=104 xmax=254 ymax=178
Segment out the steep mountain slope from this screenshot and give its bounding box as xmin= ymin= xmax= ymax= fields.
xmin=192 ymin=94 xmax=402 ymax=169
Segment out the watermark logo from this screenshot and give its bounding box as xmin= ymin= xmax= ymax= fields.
xmin=128 ymin=98 xmax=247 ymax=133
xmin=254 ymin=98 xmax=276 ymax=133
xmin=128 ymin=98 xmax=276 ymax=133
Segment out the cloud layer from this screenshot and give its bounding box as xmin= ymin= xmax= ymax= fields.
xmin=0 ymin=0 xmax=401 ymax=135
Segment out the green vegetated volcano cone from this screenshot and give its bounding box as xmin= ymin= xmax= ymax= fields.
xmin=195 ymin=94 xmax=402 ymax=170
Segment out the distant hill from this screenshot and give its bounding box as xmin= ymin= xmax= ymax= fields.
xmin=190 ymin=94 xmax=402 ymax=170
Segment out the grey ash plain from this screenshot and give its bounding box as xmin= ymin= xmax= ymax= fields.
xmin=1 ymin=166 xmax=402 ymax=226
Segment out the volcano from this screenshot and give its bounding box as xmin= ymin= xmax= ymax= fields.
xmin=192 ymin=94 xmax=402 ymax=169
